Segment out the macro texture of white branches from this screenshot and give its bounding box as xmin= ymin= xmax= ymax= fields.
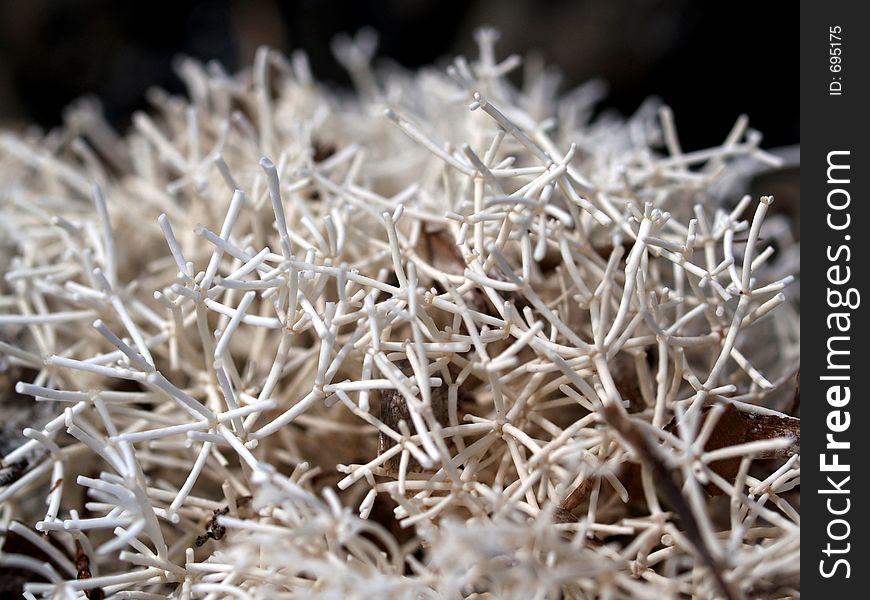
xmin=0 ymin=28 xmax=799 ymax=599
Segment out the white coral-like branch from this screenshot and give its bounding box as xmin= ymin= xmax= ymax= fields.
xmin=0 ymin=28 xmax=799 ymax=600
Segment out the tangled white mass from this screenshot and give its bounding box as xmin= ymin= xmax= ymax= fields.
xmin=0 ymin=29 xmax=800 ymax=599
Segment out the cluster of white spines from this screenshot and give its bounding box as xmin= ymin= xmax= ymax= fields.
xmin=0 ymin=28 xmax=799 ymax=599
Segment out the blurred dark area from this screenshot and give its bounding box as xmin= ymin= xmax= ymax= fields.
xmin=0 ymin=0 xmax=797 ymax=151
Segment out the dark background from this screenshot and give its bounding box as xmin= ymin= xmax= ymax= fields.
xmin=0 ymin=0 xmax=797 ymax=152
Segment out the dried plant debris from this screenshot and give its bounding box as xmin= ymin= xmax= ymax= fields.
xmin=378 ymin=359 xmax=451 ymax=474
xmin=195 ymin=506 xmax=230 ymax=547
xmin=74 ymin=540 xmax=105 ymax=600
xmin=195 ymin=495 xmax=254 ymax=546
xmin=422 ymin=229 xmax=468 ymax=277
xmin=665 ymin=404 xmax=799 ymax=496
xmin=0 ymin=447 xmax=47 ymax=487
xmin=601 ymin=403 xmax=739 ymax=600
xmin=0 ymin=27 xmax=798 ymax=599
